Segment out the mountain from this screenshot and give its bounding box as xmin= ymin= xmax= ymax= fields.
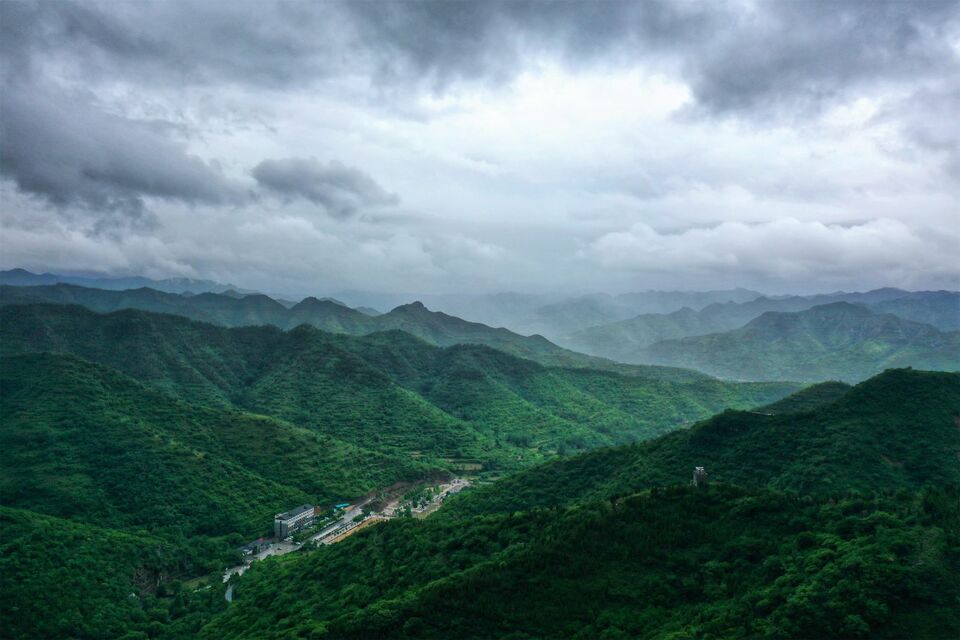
xmin=870 ymin=291 xmax=960 ymax=331
xmin=0 ymin=267 xmax=256 ymax=295
xmin=755 ymin=380 xmax=852 ymax=414
xmin=0 ymin=352 xmax=431 ymax=538
xmin=331 ymin=288 xmax=766 ymax=337
xmin=442 ymin=368 xmax=960 ymax=518
xmin=560 ymin=290 xmax=957 ymax=361
xmin=201 ymin=484 xmax=959 ymax=640
xmin=0 ymin=304 xmax=796 ymax=468
xmin=0 ymin=283 xmax=710 ymax=381
xmin=562 ymin=305 xmax=718 ymax=359
xmin=0 ymin=505 xmax=228 ymax=640
xmin=634 ymin=302 xmax=960 ymax=381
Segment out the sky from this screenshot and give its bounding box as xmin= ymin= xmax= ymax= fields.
xmin=1 ymin=0 xmax=959 ymax=297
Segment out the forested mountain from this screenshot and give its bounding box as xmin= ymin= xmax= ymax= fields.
xmin=0 ymin=304 xmax=794 ymax=467
xmin=202 ymin=485 xmax=959 ymax=640
xmin=562 ymin=290 xmax=958 ymax=360
xmin=202 ymin=365 xmax=960 ymax=638
xmin=0 ymin=353 xmax=434 ymax=537
xmin=870 ymin=291 xmax=960 ymax=331
xmin=2 ymin=302 xmax=957 ymax=639
xmin=0 ymin=302 xmax=800 ymax=639
xmin=1 ymin=506 xmax=229 ymax=640
xmin=442 ymin=368 xmax=960 ymax=518
xmin=0 ymin=283 xmax=708 ymax=380
xmin=635 ymin=302 xmax=960 ymax=381
xmin=204 ymin=370 xmax=957 ymax=639
xmin=755 ymin=380 xmax=852 ymax=414
xmin=331 ymin=288 xmax=766 ymax=335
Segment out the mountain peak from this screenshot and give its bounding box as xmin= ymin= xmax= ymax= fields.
xmin=392 ymin=300 xmax=429 ymax=313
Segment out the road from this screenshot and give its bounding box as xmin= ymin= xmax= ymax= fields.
xmin=222 ymin=478 xmax=470 ymax=597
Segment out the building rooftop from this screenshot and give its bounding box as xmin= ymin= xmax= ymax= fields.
xmin=275 ymin=504 xmax=314 ymax=521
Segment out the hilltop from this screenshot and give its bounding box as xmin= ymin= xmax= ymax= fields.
xmin=0 ymin=353 xmax=431 ymax=538
xmin=0 ymin=304 xmax=796 ymax=469
xmin=200 ymin=484 xmax=960 ymax=640
xmin=442 ymin=368 xmax=960 ymax=518
xmin=563 ymin=290 xmax=958 ymax=360
xmin=0 ymin=283 xmax=705 ymax=381
xmin=635 ymin=302 xmax=959 ymax=381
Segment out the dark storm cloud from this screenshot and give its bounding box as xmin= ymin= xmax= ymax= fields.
xmin=7 ymin=1 xmax=957 ymax=108
xmin=683 ymin=0 xmax=960 ymax=116
xmin=252 ymin=158 xmax=399 ymax=218
xmin=1 ymin=0 xmax=957 ymax=294
xmin=0 ymin=80 xmax=247 ymax=220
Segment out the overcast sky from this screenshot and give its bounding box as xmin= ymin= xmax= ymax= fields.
xmin=2 ymin=0 xmax=959 ymax=297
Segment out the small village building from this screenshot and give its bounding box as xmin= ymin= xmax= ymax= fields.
xmin=241 ymin=538 xmax=270 ymax=556
xmin=274 ymin=504 xmax=315 ymax=539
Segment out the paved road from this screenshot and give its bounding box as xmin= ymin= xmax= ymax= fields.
xmin=222 ymin=479 xmax=469 ymax=598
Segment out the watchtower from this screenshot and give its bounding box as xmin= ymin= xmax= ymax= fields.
xmin=693 ymin=466 xmax=708 ymax=487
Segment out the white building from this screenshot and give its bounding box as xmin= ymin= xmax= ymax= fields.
xmin=274 ymin=504 xmax=315 ymax=538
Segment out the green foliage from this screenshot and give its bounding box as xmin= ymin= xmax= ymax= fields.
xmin=0 ymin=304 xmax=797 ymax=468
xmin=0 ymin=353 xmax=429 ymax=539
xmin=200 ymin=485 xmax=960 ymax=639
xmin=443 ymin=369 xmax=960 ymax=517
xmin=563 ymin=291 xmax=959 ymax=363
xmin=0 ymin=506 xmax=228 ymax=640
xmin=0 ymin=284 xmax=708 ymax=381
xmin=758 ymin=380 xmax=852 ymax=414
xmin=636 ymin=302 xmax=960 ymax=382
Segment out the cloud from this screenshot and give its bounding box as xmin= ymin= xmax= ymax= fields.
xmin=0 ymin=80 xmax=248 ymax=223
xmin=683 ymin=0 xmax=960 ymax=117
xmin=6 ymin=1 xmax=957 ymax=116
xmin=0 ymin=0 xmax=957 ymax=294
xmin=252 ymin=157 xmax=398 ymax=218
xmin=581 ymin=218 xmax=958 ymax=289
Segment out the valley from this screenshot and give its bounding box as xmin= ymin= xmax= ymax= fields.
xmin=4 ymin=3 xmax=960 ymax=637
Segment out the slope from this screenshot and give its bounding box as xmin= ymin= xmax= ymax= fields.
xmin=757 ymin=380 xmax=852 ymax=414
xmin=0 ymin=283 xmax=711 ymax=381
xmin=0 ymin=353 xmax=430 ymax=538
xmin=562 ymin=290 xmax=958 ymax=361
xmin=0 ymin=304 xmax=797 ymax=468
xmin=201 ymin=485 xmax=960 ymax=640
xmin=442 ymin=368 xmax=960 ymax=518
xmin=636 ymin=302 xmax=960 ymax=381
xmin=0 ymin=506 xmax=229 ymax=640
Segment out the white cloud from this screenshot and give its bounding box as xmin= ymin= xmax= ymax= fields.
xmin=581 ymin=218 xmax=958 ymax=291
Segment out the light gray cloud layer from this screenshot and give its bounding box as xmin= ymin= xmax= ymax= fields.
xmin=252 ymin=158 xmax=398 ymax=218
xmin=1 ymin=0 xmax=958 ymax=295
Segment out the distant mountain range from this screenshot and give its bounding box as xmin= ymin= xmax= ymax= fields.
xmin=0 ymin=304 xmax=794 ymax=469
xmin=334 ymin=287 xmax=766 ymax=335
xmin=634 ymin=302 xmax=960 ymax=382
xmin=0 ymin=283 xmax=705 ymax=381
xmin=0 ymin=267 xmax=258 ymax=296
xmin=562 ymin=289 xmax=959 ymax=361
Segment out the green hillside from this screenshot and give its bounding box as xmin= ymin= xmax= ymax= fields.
xmin=0 ymin=284 xmax=706 ymax=381
xmin=442 ymin=368 xmax=960 ymax=518
xmin=201 ymin=485 xmax=960 ymax=640
xmin=636 ymin=302 xmax=960 ymax=382
xmin=0 ymin=304 xmax=796 ymax=467
xmin=0 ymin=506 xmax=228 ymax=640
xmin=0 ymin=353 xmax=431 ymax=538
xmin=871 ymin=291 xmax=960 ymax=331
xmin=560 ymin=291 xmax=958 ymax=363
xmin=758 ymin=380 xmax=852 ymax=414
